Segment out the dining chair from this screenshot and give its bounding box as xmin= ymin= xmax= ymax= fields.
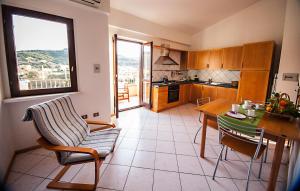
xmin=193 ymin=97 xmax=210 ymax=143
xmin=213 ymin=116 xmax=266 ymax=191
xmin=23 ymin=96 xmax=121 ymax=191
xmin=118 ymin=82 xmax=130 ymax=102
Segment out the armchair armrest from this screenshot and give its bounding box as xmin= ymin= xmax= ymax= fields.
xmin=37 ymin=138 xmax=99 ymax=159
xmin=85 ymin=119 xmax=116 ymax=132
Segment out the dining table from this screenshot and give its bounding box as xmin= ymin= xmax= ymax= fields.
xmin=195 ymin=98 xmax=300 ymax=191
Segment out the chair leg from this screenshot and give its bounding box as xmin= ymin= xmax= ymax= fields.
xmin=224 ymin=146 xmax=228 ymax=161
xmin=264 ymin=139 xmax=269 ymax=163
xmin=213 ymin=145 xmax=225 ymax=180
xmin=193 ymin=126 xmax=202 ymax=144
xmin=246 ymin=158 xmax=254 ymax=191
xmin=258 ymin=152 xmax=264 ymax=179
xmin=47 ymin=159 xmax=102 ymax=191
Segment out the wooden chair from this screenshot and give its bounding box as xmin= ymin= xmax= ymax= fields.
xmin=194 ymin=97 xmax=211 ymax=143
xmin=213 ymin=116 xmax=266 ymax=191
xmin=118 ymin=83 xmax=130 ymax=102
xmin=23 ymin=96 xmax=121 ymax=191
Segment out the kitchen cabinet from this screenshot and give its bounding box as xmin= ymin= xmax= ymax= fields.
xmin=196 ymin=50 xmax=210 ymax=69
xmin=187 ymin=51 xmax=197 ymax=70
xmin=152 ymin=86 xmax=168 ymax=112
xmin=222 ymin=46 xmax=243 ymax=70
xmin=237 ymin=70 xmax=270 ymax=102
xmin=209 ymin=49 xmax=222 ymax=69
xmin=190 ymin=84 xmax=202 ymax=103
xmin=216 ymin=87 xmax=237 ymax=102
xmin=241 ymin=41 xmax=274 ymax=70
xmin=202 ymin=85 xmax=218 ymax=101
xmin=179 ymin=84 xmax=191 ymax=104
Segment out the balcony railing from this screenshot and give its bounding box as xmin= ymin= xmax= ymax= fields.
xmin=20 ymin=79 xmax=71 ymax=90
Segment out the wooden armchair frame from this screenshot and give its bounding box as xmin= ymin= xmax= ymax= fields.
xmin=37 ymin=120 xmax=116 ymax=191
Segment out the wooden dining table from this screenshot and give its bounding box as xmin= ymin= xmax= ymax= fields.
xmin=195 ymin=99 xmax=300 ymax=191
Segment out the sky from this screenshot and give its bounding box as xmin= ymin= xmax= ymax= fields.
xmin=117 ymin=40 xmax=141 ymax=58
xmin=13 ymin=15 xmax=69 ymax=51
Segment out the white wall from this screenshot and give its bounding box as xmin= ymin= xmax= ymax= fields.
xmin=0 ymin=0 xmax=112 ymax=153
xmin=109 ymin=8 xmax=192 ymax=46
xmin=276 ymin=0 xmax=300 ymax=102
xmin=191 ymin=0 xmax=286 ymax=50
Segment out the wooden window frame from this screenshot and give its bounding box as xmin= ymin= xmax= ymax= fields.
xmin=2 ymin=5 xmax=78 ymax=97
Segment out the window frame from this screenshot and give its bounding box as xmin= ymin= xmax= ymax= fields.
xmin=2 ymin=5 xmax=78 ymax=97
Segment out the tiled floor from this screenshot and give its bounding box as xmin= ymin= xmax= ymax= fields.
xmin=5 ymin=104 xmax=289 ymax=191
xmin=119 ymin=96 xmax=140 ymax=110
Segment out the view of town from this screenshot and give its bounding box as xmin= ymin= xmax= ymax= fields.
xmin=16 ymin=49 xmax=71 ymax=90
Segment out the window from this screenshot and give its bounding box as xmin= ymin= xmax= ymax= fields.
xmin=2 ymin=5 xmax=78 ymax=97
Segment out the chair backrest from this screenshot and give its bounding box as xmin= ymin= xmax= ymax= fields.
xmin=23 ymin=96 xmax=89 ymax=147
xmin=217 ymin=115 xmax=264 ymax=159
xmin=197 ymin=97 xmax=210 ymax=106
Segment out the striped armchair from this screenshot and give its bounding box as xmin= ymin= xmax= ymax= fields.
xmin=23 ymin=96 xmax=121 ymax=191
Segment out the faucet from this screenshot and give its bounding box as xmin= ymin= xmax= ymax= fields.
xmin=208 ymin=78 xmax=213 ymax=84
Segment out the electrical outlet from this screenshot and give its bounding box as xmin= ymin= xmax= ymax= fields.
xmin=81 ymin=114 xmax=88 ymax=119
xmin=93 ymin=112 xmax=99 ymax=117
xmin=94 ymin=64 xmax=100 ymax=73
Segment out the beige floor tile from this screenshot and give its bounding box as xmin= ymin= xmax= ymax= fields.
xmin=27 ymin=157 xmax=59 ymax=178
xmin=233 ymin=179 xmax=266 ymax=191
xmin=33 ymin=179 xmax=63 ymax=191
xmin=175 ymin=142 xmax=196 ymax=156
xmin=137 ymin=139 xmax=156 ymax=152
xmin=71 ymin=163 xmax=107 ymax=184
xmin=153 ymin=170 xmax=181 ymax=191
xmin=110 ymin=149 xmax=135 ymax=166
xmin=177 ymin=155 xmax=204 ymax=175
xmin=157 ymin=131 xmax=173 ymax=141
xmin=222 ymin=160 xmax=257 ymax=180
xmin=98 ymin=165 xmax=130 ymax=190
xmin=198 ymin=157 xmax=230 ymax=178
xmin=6 ymin=171 xmax=23 ymax=185
xmin=156 ymin=141 xmax=175 ymax=154
xmin=124 ymin=167 xmax=154 ymax=191
xmin=132 ymin=151 xmax=155 ymax=169
xmin=48 ymin=164 xmax=83 ymax=182
xmin=118 ymin=138 xmax=139 ymax=150
xmin=171 ymin=125 xmax=187 ymax=133
xmin=155 ymin=153 xmax=178 ymax=172
xmin=140 ymin=130 xmax=157 ymax=140
xmin=180 ymin=173 xmax=210 ymax=191
xmin=173 ymin=132 xmax=191 ymax=142
xmin=207 ymin=177 xmax=239 ymax=191
xmin=11 ymin=153 xmax=46 ymax=173
xmin=9 ymin=174 xmax=44 ymax=191
xmin=30 ymin=148 xmax=51 ymax=157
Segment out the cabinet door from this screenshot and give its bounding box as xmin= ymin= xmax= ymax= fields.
xmin=242 ymin=41 xmax=274 ymax=70
xmin=185 ymin=84 xmax=191 ymax=103
xmin=216 ymin=87 xmax=237 ymax=102
xmin=209 ymin=49 xmax=222 ymax=69
xmin=187 ymin=51 xmax=197 ymax=69
xmin=190 ymin=84 xmax=202 ymax=103
xmin=237 ymin=71 xmax=270 ymax=102
xmin=222 ymin=46 xmax=242 ymax=70
xmin=202 ymin=85 xmax=217 ymax=101
xmin=179 ymin=84 xmax=186 ymax=104
xmin=196 ymin=50 xmax=210 ymax=69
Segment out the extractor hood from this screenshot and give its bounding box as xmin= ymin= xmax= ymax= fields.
xmin=154 ymin=44 xmax=179 ymax=65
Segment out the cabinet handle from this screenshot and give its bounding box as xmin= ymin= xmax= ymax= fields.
xmin=207 ymin=64 xmax=209 ymax=68
xmin=221 ymin=64 xmax=223 ymax=68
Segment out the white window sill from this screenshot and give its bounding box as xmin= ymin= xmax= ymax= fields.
xmin=3 ymin=92 xmax=80 ymax=104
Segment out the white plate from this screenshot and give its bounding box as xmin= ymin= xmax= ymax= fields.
xmin=226 ymin=112 xmax=247 ymax=119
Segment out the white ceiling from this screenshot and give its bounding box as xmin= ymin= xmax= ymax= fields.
xmin=110 ymin=0 xmax=260 ymax=35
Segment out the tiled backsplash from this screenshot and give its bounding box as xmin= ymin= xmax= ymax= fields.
xmin=188 ymin=70 xmax=240 ymax=83
xmin=152 ymin=71 xmax=188 ymax=81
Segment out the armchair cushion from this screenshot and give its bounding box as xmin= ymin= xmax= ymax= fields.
xmin=63 ymin=127 xmax=121 ymax=164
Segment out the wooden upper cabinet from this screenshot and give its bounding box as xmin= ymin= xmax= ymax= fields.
xmin=196 ymin=50 xmax=210 ymax=69
xmin=209 ymin=49 xmax=222 ymax=69
xmin=187 ymin=51 xmax=197 ymax=69
xmin=202 ymin=85 xmax=217 ymax=101
xmin=222 ymin=46 xmax=243 ymax=70
xmin=241 ymin=41 xmax=274 ymax=70
xmin=237 ymin=70 xmax=270 ymax=102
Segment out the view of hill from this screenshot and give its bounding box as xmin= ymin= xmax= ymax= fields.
xmin=17 ymin=49 xmax=69 ymax=65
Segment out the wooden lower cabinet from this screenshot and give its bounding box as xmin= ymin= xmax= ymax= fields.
xmin=190 ymin=84 xmax=202 ymax=103
xmin=152 ymin=86 xmax=168 ymax=112
xmin=216 ymin=87 xmax=237 ymax=102
xmin=179 ymin=84 xmax=191 ymax=104
xmin=202 ymin=85 xmax=218 ymax=101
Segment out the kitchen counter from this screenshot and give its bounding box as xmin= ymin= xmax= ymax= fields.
xmin=152 ymin=80 xmax=238 ymax=89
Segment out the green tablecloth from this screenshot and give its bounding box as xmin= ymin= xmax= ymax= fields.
xmin=219 ymin=106 xmax=265 ymax=136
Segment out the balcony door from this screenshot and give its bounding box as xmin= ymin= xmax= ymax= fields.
xmin=113 ymin=34 xmax=153 ymax=118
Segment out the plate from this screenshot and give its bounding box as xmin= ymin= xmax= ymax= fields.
xmin=226 ymin=111 xmax=247 ymax=119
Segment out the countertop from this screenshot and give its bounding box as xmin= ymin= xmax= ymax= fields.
xmin=152 ymin=80 xmax=238 ymax=89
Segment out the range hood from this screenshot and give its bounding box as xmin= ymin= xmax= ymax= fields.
xmin=154 ymin=44 xmax=179 ymax=65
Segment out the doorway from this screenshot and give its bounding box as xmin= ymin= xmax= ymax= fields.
xmin=113 ymin=35 xmax=153 ymax=117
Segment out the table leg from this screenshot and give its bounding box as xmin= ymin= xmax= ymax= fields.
xmin=200 ymin=113 xmax=208 ymax=158
xmin=267 ymin=136 xmax=285 ymax=191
